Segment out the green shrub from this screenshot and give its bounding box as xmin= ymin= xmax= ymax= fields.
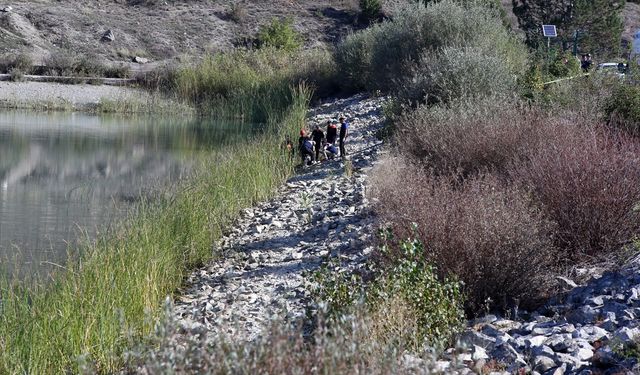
xmin=257 ymin=18 xmax=302 ymax=52
xmin=334 ymin=29 xmax=376 ymax=92
xmin=336 ymin=0 xmax=527 ymax=98
xmin=548 ymin=51 xmax=582 ymax=78
xmin=398 ymin=46 xmax=517 ymax=104
xmin=604 ymin=83 xmax=640 ymax=135
xmin=519 ymin=63 xmax=544 ymax=100
xmin=313 ymin=235 xmax=464 ymax=348
xmin=359 ymin=0 xmax=382 ymax=24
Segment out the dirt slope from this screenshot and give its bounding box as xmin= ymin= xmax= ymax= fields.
xmin=0 ymin=0 xmax=359 ymax=65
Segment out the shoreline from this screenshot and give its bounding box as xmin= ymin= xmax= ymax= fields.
xmin=173 ymin=94 xmax=386 ymax=341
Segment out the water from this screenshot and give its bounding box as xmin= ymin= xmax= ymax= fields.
xmin=0 ymin=111 xmax=254 ymax=277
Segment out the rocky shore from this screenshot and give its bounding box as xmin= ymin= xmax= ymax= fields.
xmin=425 ymin=259 xmax=640 ymax=375
xmin=169 ymin=94 xmax=640 ymax=375
xmin=173 ymin=94 xmax=386 ymax=341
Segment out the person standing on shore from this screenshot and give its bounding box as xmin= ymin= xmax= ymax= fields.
xmin=338 ymin=116 xmax=349 ymax=158
xmin=311 ymin=124 xmax=325 ymax=162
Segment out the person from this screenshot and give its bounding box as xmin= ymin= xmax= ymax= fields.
xmin=298 ymin=130 xmax=314 ymax=165
xmin=326 ymin=119 xmax=338 ymax=145
xmin=311 ymin=124 xmax=326 ymax=161
xmin=338 ymin=116 xmax=349 ymax=158
xmin=324 ymin=142 xmax=338 ymax=159
xmin=581 ymin=54 xmax=593 ymax=73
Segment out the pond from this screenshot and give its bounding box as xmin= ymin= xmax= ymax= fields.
xmin=0 ymin=111 xmax=254 ymax=277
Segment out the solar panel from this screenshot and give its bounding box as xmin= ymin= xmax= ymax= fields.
xmin=542 ymin=25 xmax=557 ymax=37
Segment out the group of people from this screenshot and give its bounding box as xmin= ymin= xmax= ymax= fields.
xmin=298 ymin=116 xmax=349 ymax=165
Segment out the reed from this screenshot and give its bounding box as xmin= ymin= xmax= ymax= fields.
xmin=0 ymin=84 xmax=311 ymax=374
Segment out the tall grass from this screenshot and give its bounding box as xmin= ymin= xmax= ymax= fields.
xmin=0 ymin=85 xmax=311 ymax=374
xmin=139 ymin=48 xmax=337 ymax=122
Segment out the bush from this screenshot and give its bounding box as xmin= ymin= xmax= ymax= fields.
xmin=228 ymin=2 xmax=248 ymax=24
xmin=548 ymin=51 xmax=582 ymax=78
xmin=393 ymin=96 xmax=546 ymax=177
xmin=0 ymin=52 xmax=33 ymax=74
xmin=257 ymin=18 xmax=302 ymax=52
xmin=336 ymin=0 xmax=527 ymax=96
xmin=359 ymin=0 xmax=382 ymax=24
xmin=370 ymin=160 xmax=558 ymax=313
xmin=312 ymin=236 xmax=464 ymax=348
xmin=604 ymin=83 xmax=640 ymax=136
xmin=510 ymin=125 xmax=640 ymax=259
xmin=397 ymin=46 xmax=517 ymax=104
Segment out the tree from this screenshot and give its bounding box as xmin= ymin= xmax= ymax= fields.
xmin=513 ymin=0 xmax=625 ymax=60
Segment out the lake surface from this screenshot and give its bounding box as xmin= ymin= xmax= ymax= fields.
xmin=0 ymin=111 xmax=253 ymax=277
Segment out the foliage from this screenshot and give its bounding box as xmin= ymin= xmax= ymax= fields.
xmin=510 ymin=125 xmax=640 ymax=259
xmin=257 ymin=17 xmax=302 ymax=52
xmin=359 ymin=0 xmax=382 ymax=24
xmin=398 ymin=46 xmax=517 ymax=104
xmin=514 ymin=0 xmax=625 ymax=59
xmin=604 ymin=83 xmax=640 ymax=136
xmin=519 ymin=63 xmax=545 ymax=99
xmin=548 ymin=51 xmax=581 ymax=78
xmin=312 ymin=236 xmax=464 ymax=348
xmin=124 ymin=298 xmax=448 ymax=374
xmin=0 ymin=51 xmax=33 ymax=74
xmin=370 ymin=162 xmax=557 ymax=313
xmin=336 ymin=0 xmax=527 ymax=100
xmin=393 ymin=96 xmax=544 ymax=176
xmin=228 ymin=2 xmax=247 ymax=23
xmin=139 ymin=48 xmax=337 ymax=121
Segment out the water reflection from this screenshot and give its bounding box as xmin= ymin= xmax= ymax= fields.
xmin=0 ymin=111 xmax=255 ymax=276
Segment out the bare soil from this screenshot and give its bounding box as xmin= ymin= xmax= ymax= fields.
xmin=0 ymin=0 xmax=361 ymax=66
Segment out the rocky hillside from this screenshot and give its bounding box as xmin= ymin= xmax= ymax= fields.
xmin=1 ymin=0 xmax=638 ymax=69
xmin=0 ymin=0 xmax=359 ymax=66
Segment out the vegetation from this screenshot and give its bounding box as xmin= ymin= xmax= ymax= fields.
xmin=336 ymin=1 xmax=526 ymax=101
xmin=257 ymin=18 xmax=302 ymax=52
xmin=359 ymin=0 xmax=382 ymax=24
xmin=140 ymin=48 xmax=337 ymax=121
xmin=514 ymin=0 xmax=625 ymax=59
xmin=313 ymin=236 xmax=465 ymax=349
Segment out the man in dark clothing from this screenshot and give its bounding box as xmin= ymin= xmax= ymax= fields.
xmin=298 ymin=130 xmax=314 ymax=165
xmin=581 ymin=54 xmax=593 ymax=73
xmin=339 ymin=116 xmax=349 ymax=158
xmin=311 ymin=125 xmax=325 ymax=161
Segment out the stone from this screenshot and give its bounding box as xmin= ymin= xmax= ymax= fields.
xmin=545 ymin=363 xmax=567 ymax=375
xmin=572 ymin=347 xmax=593 ymax=361
xmin=556 ymin=276 xmax=578 ymax=290
xmin=533 ymin=355 xmax=557 ymax=372
xmin=573 ymin=326 xmax=609 ymax=342
xmin=101 ymin=29 xmax=115 ymax=42
xmin=566 ymin=305 xmax=600 ymax=324
xmin=132 ymin=56 xmax=149 ymax=64
xmin=546 ymin=335 xmax=571 ymax=352
xmin=460 ymin=330 xmax=496 ymax=349
xmin=526 ymin=336 xmax=548 ymax=348
xmin=0 ymin=6 xmax=11 ymax=12
xmin=472 ymin=345 xmax=489 ymax=361
xmin=613 ymin=326 xmax=640 ymax=342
